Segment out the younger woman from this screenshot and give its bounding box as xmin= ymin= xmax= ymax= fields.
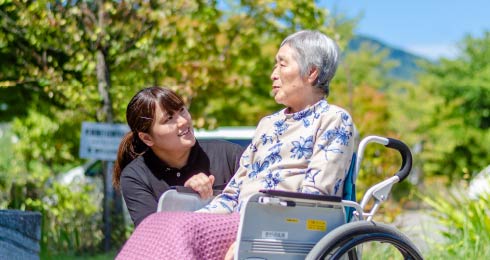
xmin=113 ymin=87 xmax=244 ymax=226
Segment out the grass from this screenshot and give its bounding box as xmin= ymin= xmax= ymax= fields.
xmin=421 ymin=185 xmax=490 ymax=259
xmin=41 ymin=250 xmax=117 ymax=260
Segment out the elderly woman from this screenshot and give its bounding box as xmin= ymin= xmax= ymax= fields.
xmin=198 ymin=30 xmax=356 ymax=214
xmin=117 ymin=30 xmax=357 ymax=260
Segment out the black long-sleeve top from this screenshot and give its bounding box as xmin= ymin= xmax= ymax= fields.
xmin=120 ymin=139 xmax=245 ymax=226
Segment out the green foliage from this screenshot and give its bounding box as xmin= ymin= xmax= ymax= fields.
xmin=422 ymin=189 xmax=490 ymax=258
xmin=11 ymin=109 xmax=81 ymax=167
xmin=331 ymin=40 xmax=412 ymax=197
xmin=358 ymin=242 xmax=406 ymax=259
xmin=395 ymin=32 xmax=490 ymax=181
xmin=43 ymin=250 xmax=117 ymax=260
xmin=9 ymin=167 xmax=103 ymax=255
xmin=336 ymin=40 xmax=398 ymax=96
xmin=0 ymin=0 xmax=358 ymax=127
xmin=0 ymin=0 xmax=368 ymax=181
xmin=27 ymin=183 xmax=102 ymax=254
xmin=0 ymin=0 xmax=421 ymax=254
xmin=2 ymin=120 xmax=109 ymax=255
xmin=0 ymin=124 xmax=15 ymax=194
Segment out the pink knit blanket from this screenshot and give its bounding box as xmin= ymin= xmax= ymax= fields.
xmin=116 ymin=212 xmax=240 ymax=260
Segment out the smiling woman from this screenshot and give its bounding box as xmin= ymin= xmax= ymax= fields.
xmin=137 ymin=105 xmax=195 ymax=169
xmin=112 ymin=87 xmax=245 ymax=226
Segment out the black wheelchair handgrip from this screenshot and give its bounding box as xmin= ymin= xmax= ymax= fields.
xmin=385 ymin=138 xmax=413 ymax=182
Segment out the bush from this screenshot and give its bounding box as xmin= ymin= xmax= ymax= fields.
xmin=422 ymin=186 xmax=490 ymax=258
xmin=26 ymin=183 xmax=103 ymax=255
xmin=7 ymin=163 xmax=105 ymax=256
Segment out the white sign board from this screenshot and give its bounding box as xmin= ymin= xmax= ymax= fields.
xmin=79 ymin=122 xmax=130 ymax=161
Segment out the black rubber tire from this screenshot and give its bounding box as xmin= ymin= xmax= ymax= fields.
xmin=306 ymin=221 xmax=424 ymax=260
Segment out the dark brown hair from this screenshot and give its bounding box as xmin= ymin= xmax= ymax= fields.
xmin=113 ymin=87 xmax=185 ymax=189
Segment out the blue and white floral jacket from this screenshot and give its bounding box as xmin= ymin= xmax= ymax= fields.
xmin=198 ymin=99 xmax=358 ymax=214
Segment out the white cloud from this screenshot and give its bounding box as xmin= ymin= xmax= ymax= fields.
xmin=404 ymin=43 xmax=460 ymax=60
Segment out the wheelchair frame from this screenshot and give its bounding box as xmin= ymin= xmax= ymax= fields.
xmin=157 ymin=136 xmax=424 ymax=260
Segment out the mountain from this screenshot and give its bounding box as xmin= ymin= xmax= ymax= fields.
xmin=347 ymin=35 xmax=429 ymax=81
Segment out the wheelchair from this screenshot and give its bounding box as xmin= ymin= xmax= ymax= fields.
xmin=158 ymin=136 xmax=424 ymax=260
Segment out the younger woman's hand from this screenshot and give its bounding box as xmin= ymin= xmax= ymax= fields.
xmin=184 ymin=173 xmax=215 ymax=199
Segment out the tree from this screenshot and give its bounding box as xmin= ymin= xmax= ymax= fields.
xmin=1 ymin=0 xmax=405 ymax=253
xmin=0 ymin=0 xmax=361 ymax=253
xmin=1 ymin=0 xmax=229 ymax=252
xmin=331 ymin=41 xmax=406 ymax=195
xmin=0 ymin=0 xmax=361 ymax=166
xmin=394 ymin=31 xmax=490 ymax=181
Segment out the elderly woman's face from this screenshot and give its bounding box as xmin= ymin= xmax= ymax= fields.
xmin=270 ymin=44 xmax=313 ymax=113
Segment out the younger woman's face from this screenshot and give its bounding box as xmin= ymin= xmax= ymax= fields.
xmin=140 ymin=104 xmax=196 ymax=155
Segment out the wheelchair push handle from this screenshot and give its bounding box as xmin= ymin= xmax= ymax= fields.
xmin=356 ymin=136 xmax=413 ymax=183
xmin=385 ymin=138 xmax=412 ymax=182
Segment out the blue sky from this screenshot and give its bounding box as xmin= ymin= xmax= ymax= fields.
xmin=319 ymin=0 xmax=490 ymax=60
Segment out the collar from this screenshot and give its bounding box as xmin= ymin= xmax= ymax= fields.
xmin=143 ymin=140 xmax=201 ymax=176
xmin=282 ymin=99 xmax=328 ymax=119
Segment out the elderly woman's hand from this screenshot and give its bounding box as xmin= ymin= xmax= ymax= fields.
xmin=184 ymin=173 xmax=215 ymax=199
xmin=224 ymin=241 xmax=236 ymax=260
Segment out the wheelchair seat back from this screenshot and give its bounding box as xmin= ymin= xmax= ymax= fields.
xmin=343 ymin=153 xmax=357 ymax=222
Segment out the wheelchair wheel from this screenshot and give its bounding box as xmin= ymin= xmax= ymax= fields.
xmin=306 ymin=221 xmax=423 ymax=260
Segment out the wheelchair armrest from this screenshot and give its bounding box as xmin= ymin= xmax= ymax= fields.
xmin=157 ymin=186 xmax=221 ymax=212
xmin=259 ymin=189 xmax=342 ymax=202
xmin=171 ymin=186 xmax=223 ymax=196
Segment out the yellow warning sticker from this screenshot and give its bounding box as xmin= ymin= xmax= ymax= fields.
xmin=285 ymin=218 xmax=299 ymax=223
xmin=306 ymin=219 xmax=326 ymax=231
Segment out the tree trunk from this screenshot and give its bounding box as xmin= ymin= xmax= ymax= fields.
xmin=96 ymin=0 xmax=113 ymax=124
xmin=96 ymin=49 xmax=113 ymax=123
xmin=95 ymin=0 xmax=115 ymax=252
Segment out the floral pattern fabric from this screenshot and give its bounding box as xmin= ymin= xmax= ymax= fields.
xmin=198 ymin=99 xmax=357 ymax=214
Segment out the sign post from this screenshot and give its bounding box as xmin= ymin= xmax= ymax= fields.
xmin=80 ymin=122 xmax=129 ymax=161
xmin=79 ymin=122 xmax=129 ymax=251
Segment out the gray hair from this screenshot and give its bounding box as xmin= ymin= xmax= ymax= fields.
xmin=280 ymin=30 xmax=340 ymax=96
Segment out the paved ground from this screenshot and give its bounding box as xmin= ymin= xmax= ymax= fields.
xmin=393 ymin=210 xmax=446 ymax=254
